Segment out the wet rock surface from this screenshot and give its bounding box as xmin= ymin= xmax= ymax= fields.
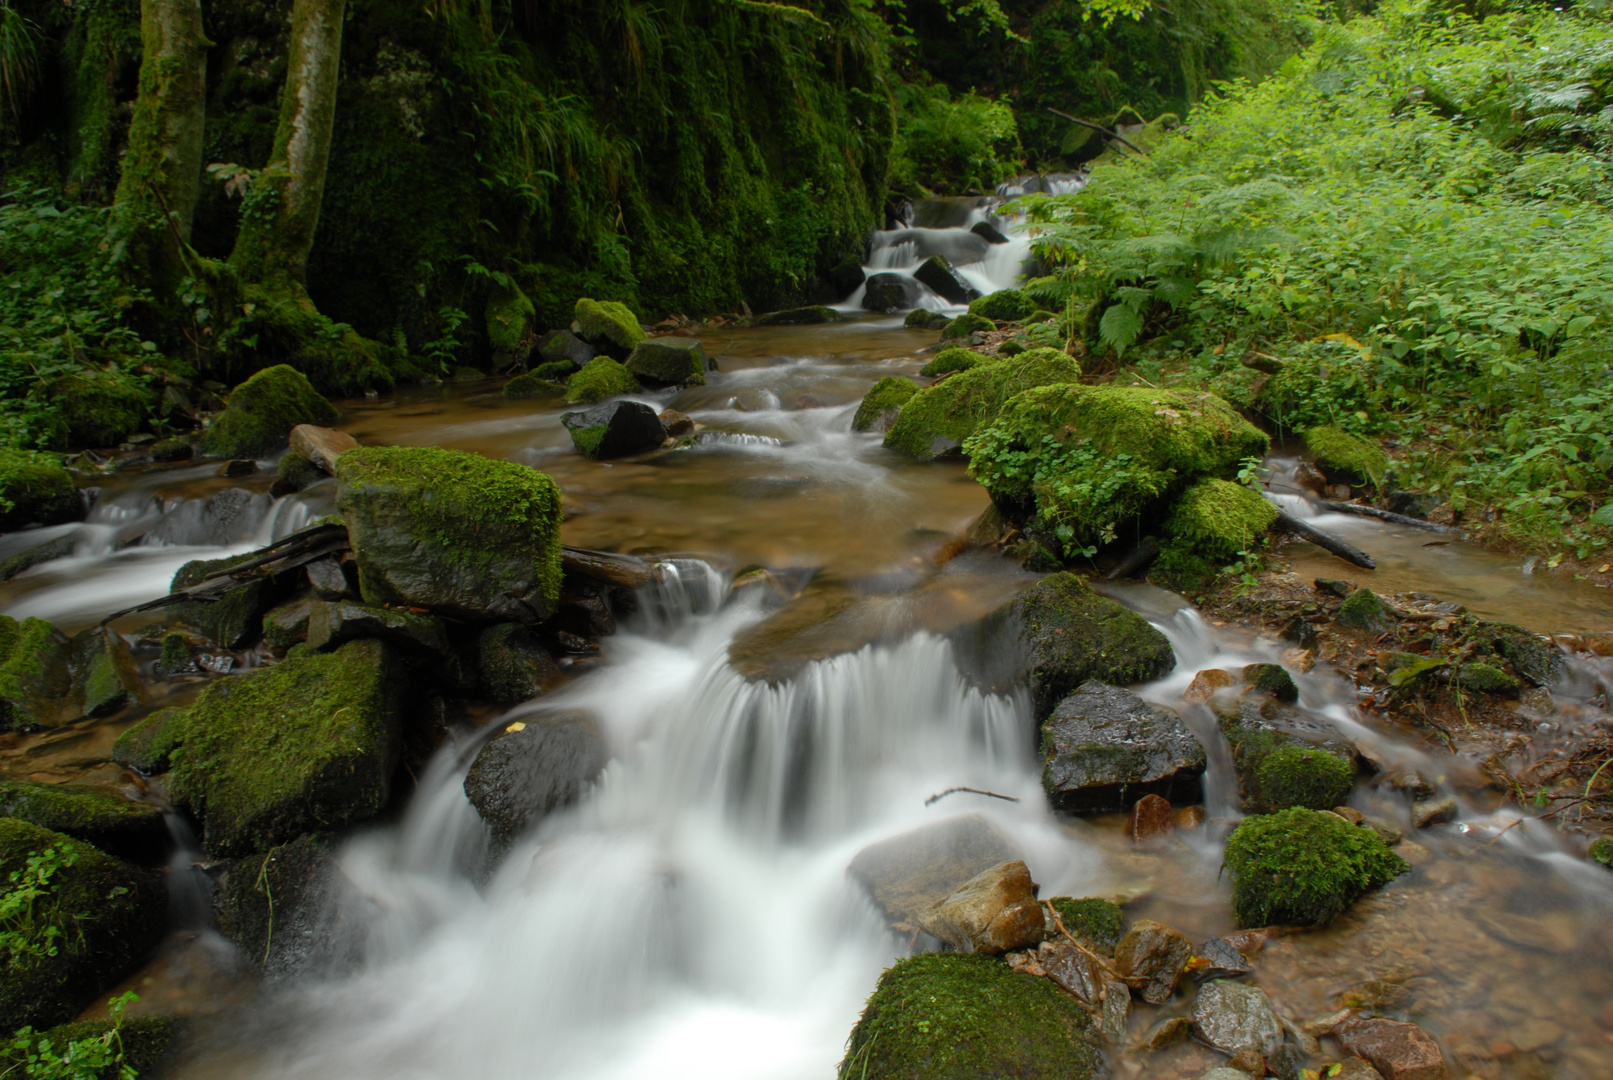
xmin=1115 ymin=918 xmax=1193 ymax=1004
xmin=847 ymin=814 xmax=1022 ymax=927
xmin=1042 ymin=682 xmax=1206 ymax=814
xmin=1191 ymin=979 xmax=1285 ymax=1057
xmin=920 ymin=859 xmax=1046 ymax=954
xmin=561 ymin=400 xmax=668 ymax=460
xmin=462 ymin=713 xmax=608 ymax=847
xmin=1336 ymin=1018 xmax=1449 ymax=1080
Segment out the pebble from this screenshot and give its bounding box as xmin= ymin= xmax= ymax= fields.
xmin=1412 ymin=795 xmax=1459 ymax=829
xmin=1128 ymin=793 xmax=1174 ymax=840
xmin=1333 ymin=805 xmax=1366 ymax=824
xmin=1174 ymin=805 xmax=1208 ymax=829
xmin=1337 ymin=1017 xmax=1450 ymax=1080
xmin=1132 ymin=1015 xmax=1192 ymax=1053
xmin=1116 ymin=920 xmax=1194 ymax=1004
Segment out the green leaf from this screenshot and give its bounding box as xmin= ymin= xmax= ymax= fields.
xmin=1098 ymin=303 xmax=1145 ymax=355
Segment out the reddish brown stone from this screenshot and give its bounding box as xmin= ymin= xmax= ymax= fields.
xmin=1173 ymin=804 xmax=1207 ymax=829
xmin=659 ymin=409 xmax=694 ymax=437
xmin=1128 ymin=793 xmax=1174 ymax=840
xmin=1184 ymin=667 xmax=1236 ymax=703
xmin=1227 ymin=1049 xmax=1266 ymax=1076
xmin=1337 ymin=1018 xmax=1449 ymax=1080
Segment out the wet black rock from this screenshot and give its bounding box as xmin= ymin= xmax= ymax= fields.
xmin=1279 ymin=616 xmax=1320 ymax=651
xmin=476 ymin=622 xmax=564 ymax=704
xmin=914 ymin=255 xmax=981 ymax=305
xmin=624 ymin=338 xmax=708 ymax=387
xmin=463 ymin=713 xmax=608 ymax=847
xmin=971 ymin=220 xmax=1010 ymax=244
xmin=148 ymin=487 xmax=274 ymax=548
xmin=537 ymin=328 xmax=595 ymax=369
xmin=827 ymin=254 xmax=866 ymax=297
xmin=1191 ymin=937 xmax=1254 ymax=981
xmin=306 ymin=555 xmax=355 ymax=599
xmin=168 ymin=551 xmax=276 ymax=649
xmin=861 ymin=272 xmax=915 ymax=313
xmin=561 ymin=401 xmax=668 ymax=461
xmin=1242 ymin=662 xmax=1299 ymax=702
xmin=1042 ymin=682 xmax=1206 ymax=814
xmin=306 ymin=599 xmax=453 ymax=661
xmin=1115 ymin=919 xmax=1193 ymax=1004
xmin=215 ymin=833 xmax=367 ymax=977
xmin=1488 ymin=623 xmax=1565 ymax=687
xmin=1388 ymin=490 xmax=1442 ymax=520
xmin=0 ymin=780 xmax=168 ymax=863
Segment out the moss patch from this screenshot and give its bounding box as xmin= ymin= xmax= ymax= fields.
xmin=1305 ymin=425 xmax=1387 ymax=488
xmin=919 ymin=348 xmax=987 ymax=378
xmin=1166 ymin=479 xmax=1279 ymax=561
xmin=167 ymin=639 xmax=408 ymax=857
xmin=1224 ymin=807 xmax=1409 ymax=928
xmin=0 ymin=615 xmax=74 ymax=732
xmin=1255 ymin=745 xmax=1354 ymax=812
xmin=112 ymin=707 xmax=188 ymax=774
xmin=624 ymin=338 xmax=708 ymax=387
xmin=169 ymin=552 xmax=272 ymax=648
xmin=886 ymin=348 xmax=1081 ymax=460
xmin=1049 ymin=896 xmax=1124 ymax=953
xmin=755 ymin=305 xmax=841 ymax=326
xmin=50 ymin=373 xmax=156 ymax=449
xmin=276 ymin=452 xmax=325 ymax=492
xmin=0 ymin=450 xmax=82 ymax=530
xmin=941 ymin=312 xmax=994 ymax=339
xmin=0 ymin=782 xmax=166 ymax=863
xmin=968 ymin=289 xmax=1039 ymax=322
xmin=840 ymin=953 xmax=1100 ymax=1080
xmin=12 ymin=1015 xmax=178 ymax=1077
xmin=853 ymin=376 xmax=920 ymax=433
xmin=574 ymin=298 xmax=645 ymax=357
xmin=1149 ymin=540 xmax=1217 ymax=595
xmin=1336 ymin=587 xmax=1391 ymax=632
xmin=503 ymin=373 xmax=560 ymax=400
xmin=564 ymin=357 xmax=641 ymax=404
xmin=1455 ymin=662 xmax=1521 ymax=696
xmin=904 ymin=309 xmax=952 ymax=330
xmin=485 ymin=284 xmax=536 ymax=354
xmin=1013 ymin=572 xmax=1176 ymax=718
xmin=200 ymin=365 xmax=340 ymax=459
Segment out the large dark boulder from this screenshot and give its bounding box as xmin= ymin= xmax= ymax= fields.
xmin=861 ymin=272 xmax=916 ymax=313
xmin=537 ymin=328 xmax=596 ymax=369
xmin=951 ymin=572 xmax=1175 ymax=722
xmin=913 ymin=255 xmax=980 ymax=305
xmin=476 ymin=622 xmax=564 ymax=704
xmin=167 ymin=639 xmax=410 ymax=857
xmin=847 ymin=814 xmax=1022 ymax=927
xmin=0 ymin=449 xmax=82 ymax=530
xmin=0 ymin=614 xmax=73 ymax=732
xmin=574 ymin=298 xmax=646 ymax=358
xmin=335 ymin=445 xmax=563 ymax=624
xmin=463 ymin=712 xmax=608 ymax=847
xmin=755 ymin=306 xmax=843 ymax=327
xmin=971 ymin=220 xmax=1010 ymax=244
xmin=305 ymin=599 xmax=453 ymax=660
xmin=168 ymin=550 xmax=277 ymax=648
xmin=200 ymin=365 xmax=339 ymax=459
xmin=561 ymin=400 xmax=668 ymax=460
xmin=0 ymin=819 xmax=166 ymax=1034
xmin=1042 ymin=682 xmax=1206 ymax=814
xmin=214 ymin=833 xmax=368 ymax=976
xmin=0 ymin=781 xmax=168 ymax=863
xmin=624 ymin=337 xmax=708 ymax=387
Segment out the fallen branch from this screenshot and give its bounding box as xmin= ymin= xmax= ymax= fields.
xmin=561 ymin=545 xmax=661 ymax=589
xmin=1046 ymin=108 xmax=1148 ymax=156
xmin=1104 ymin=537 xmax=1160 ymax=581
xmin=1274 ymin=510 xmax=1376 ymax=569
xmin=924 ymin=786 xmax=1021 ymax=807
xmin=1316 ymin=500 xmax=1455 ymax=534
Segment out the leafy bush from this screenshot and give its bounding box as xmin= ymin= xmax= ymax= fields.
xmin=891 ymin=81 xmax=1022 ymax=195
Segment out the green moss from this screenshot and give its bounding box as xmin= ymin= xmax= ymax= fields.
xmin=167 ymin=639 xmax=407 ymax=857
xmin=1455 ymin=662 xmax=1522 ymax=696
xmin=624 ymin=338 xmax=708 ymax=387
xmin=503 ymin=373 xmax=561 ymax=399
xmin=0 ymin=615 xmax=73 ymax=732
xmin=919 ymin=348 xmax=986 ymax=378
xmin=1149 ymin=539 xmax=1217 ymax=595
xmin=0 ymin=449 xmax=82 ymax=530
xmin=1049 ymin=896 xmax=1124 ymax=952
xmin=941 ymin=312 xmax=995 ymax=340
xmin=532 ymin=361 xmax=576 ymax=380
xmin=886 ymin=348 xmax=1082 ymax=460
xmin=904 ymin=309 xmax=952 ymax=330
xmin=574 ymin=298 xmax=645 ymax=356
xmin=485 ymin=284 xmax=536 ymax=354
xmin=1255 ymin=746 xmax=1355 ymax=812
xmin=1014 ymin=572 xmax=1177 ymax=717
xmin=157 ymin=633 xmax=192 ymax=676
xmin=1590 ymin=836 xmax=1613 ymax=867
xmin=49 ymin=374 xmax=156 ymax=449
xmin=968 ymin=289 xmax=1039 ymax=323
xmin=1166 ymin=479 xmax=1279 ymax=561
xmin=334 ymin=445 xmax=564 ymax=621
xmin=840 ymin=953 xmax=1100 ymax=1080
xmin=277 ymin=452 xmax=325 ymax=492
xmin=262 ymin=602 xmax=313 ymax=649
xmin=15 ymin=1015 xmax=177 ymax=1077
xmin=169 ymin=552 xmax=271 ymax=648
xmin=1336 ymin=587 xmax=1392 ymax=632
xmin=112 ymin=707 xmax=188 ymax=773
xmin=476 ymin=622 xmax=557 ymax=704
xmin=572 ymin=425 xmax=608 ymax=458
xmin=1489 ymin=624 xmax=1566 ymax=687
xmin=564 ymin=357 xmax=641 ymax=404
xmin=0 ymin=781 xmax=165 ymax=859
xmin=1224 ymin=807 xmax=1409 ymax=928
xmin=0 ymin=818 xmax=166 ymax=1033
xmin=1305 ymin=425 xmax=1388 ymax=488
xmin=1240 ymin=662 xmax=1298 ymax=703
xmin=219 ymin=285 xmax=403 ymax=399
xmin=755 ymin=306 xmax=842 ymax=326
xmin=200 ymin=364 xmax=340 ymax=459
xmin=853 ymin=377 xmax=920 ymax=433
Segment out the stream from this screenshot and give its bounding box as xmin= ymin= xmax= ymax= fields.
xmin=4 ymin=194 xmax=1613 ymax=1080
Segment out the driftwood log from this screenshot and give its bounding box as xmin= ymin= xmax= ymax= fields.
xmin=1316 ymin=500 xmax=1456 ymax=534
xmin=1274 ymin=510 xmax=1376 ymax=570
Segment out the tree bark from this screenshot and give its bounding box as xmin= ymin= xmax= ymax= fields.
xmin=107 ymin=0 xmax=207 ymax=292
xmin=228 ymin=0 xmax=346 ymax=290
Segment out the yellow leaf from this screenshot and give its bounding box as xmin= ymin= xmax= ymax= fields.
xmin=506 ymin=721 xmax=526 ymax=733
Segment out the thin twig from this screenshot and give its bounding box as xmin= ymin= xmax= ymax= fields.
xmin=924 ymin=786 xmax=1021 ymax=807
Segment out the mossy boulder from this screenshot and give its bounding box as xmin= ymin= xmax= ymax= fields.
xmin=1224 ymin=807 xmax=1409 ymax=927
xmin=573 ymin=298 xmax=645 ymax=358
xmin=840 ymin=953 xmax=1101 ymax=1080
xmin=11 ymin=1014 xmax=178 ymax=1076
xmin=1166 ymin=479 xmax=1279 ymax=561
xmin=1455 ymin=662 xmax=1521 ymax=696
xmin=111 ymin=707 xmax=188 ymax=774
xmin=913 ymin=255 xmax=978 ymax=306
xmin=853 ymin=376 xmax=919 ymax=433
xmin=941 ymin=312 xmax=994 ymax=340
xmin=0 ymin=781 xmax=167 ymax=863
xmin=967 ymin=384 xmax=1269 ymax=555
xmin=502 ymin=373 xmax=561 ymax=400
xmin=1255 ymin=745 xmax=1355 ymax=812
xmin=276 ymin=451 xmax=325 ymax=492
xmin=200 ymin=365 xmax=340 ymax=459
xmin=262 ymin=600 xmax=314 ymax=649
xmin=561 ymin=400 xmax=668 ymax=460
xmin=485 ymin=284 xmax=536 ymax=354
xmin=885 ymin=347 xmax=1081 ymax=460
xmin=1048 ymin=896 xmax=1124 ymax=954
xmin=0 ymin=819 xmax=166 ymax=1033
xmin=919 ymin=347 xmax=987 ymax=378
xmin=968 ymin=289 xmax=1039 ymax=323
xmin=51 ymin=373 xmax=156 ymax=448
xmin=167 ymin=638 xmax=409 ymax=857
xmin=0 ymin=615 xmax=73 ymax=732
xmin=1217 ymin=698 xmax=1357 ymax=812
xmin=903 ymin=308 xmax=951 ymax=330
xmin=755 ymin=305 xmax=842 ymax=326
xmin=564 ymin=357 xmax=641 ymax=404
xmin=476 ymin=622 xmax=563 ymax=704
xmin=168 ymin=552 xmax=274 ymax=648
xmin=0 ymin=449 xmax=82 ymax=530
xmin=1336 ymin=587 xmax=1391 ymax=632
xmin=624 ymin=337 xmax=708 ymax=387
xmin=1240 ymin=662 xmax=1298 ymax=703
xmin=1305 ymin=425 xmax=1387 ymax=488
xmin=1149 ymin=539 xmax=1219 ymax=595
xmin=71 ymin=626 xmax=144 ymax=719
xmin=335 ymin=445 xmax=563 ymax=623
xmin=1489 ymin=623 xmax=1565 ymax=687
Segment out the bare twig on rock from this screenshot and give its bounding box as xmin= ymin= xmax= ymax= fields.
xmin=924 ymin=786 xmax=1021 ymax=806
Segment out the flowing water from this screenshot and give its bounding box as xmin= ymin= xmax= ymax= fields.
xmin=4 ymin=196 xmax=1613 ymax=1080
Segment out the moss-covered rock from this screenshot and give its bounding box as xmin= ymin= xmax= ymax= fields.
xmin=0 ymin=449 xmax=82 ymax=530
xmin=564 ymin=357 xmax=641 ymax=404
xmin=1216 ymin=698 xmax=1357 ymax=812
xmin=1148 ymin=540 xmax=1218 ymax=595
xmin=71 ymin=626 xmax=144 ymax=719
xmin=151 ymin=436 xmax=194 ymax=462
xmin=0 ymin=615 xmax=73 ymax=732
xmin=276 ymin=451 xmax=325 ymax=492
xmin=167 ymin=638 xmax=409 ymax=857
xmin=1224 ymin=807 xmax=1409 ymax=927
xmin=200 ymin=365 xmax=340 ymax=459
xmin=1166 ymin=479 xmax=1279 ymax=561
xmin=1255 ymin=745 xmax=1355 ymax=812
xmin=111 ymin=707 xmax=188 ymax=774
xmin=1454 ymin=662 xmax=1521 ymax=696
xmin=502 ymin=373 xmax=561 ymax=400
xmin=1305 ymin=425 xmax=1387 ymax=488
xmin=262 ymin=600 xmax=314 ymax=649
xmin=852 ymin=376 xmax=919 ymax=433
xmin=1336 ymin=587 xmax=1391 ymax=632
xmin=1489 ymin=623 xmax=1566 ymax=687
xmin=1590 ymin=835 xmax=1613 ymax=867
xmin=156 ymin=633 xmax=194 ymax=676
xmin=485 ymin=283 xmax=536 ymax=354
xmin=967 ymin=384 xmax=1269 ymax=553
xmin=0 ymin=782 xmax=167 ymax=863
xmin=0 ymin=819 xmax=166 ymax=1033
xmin=335 ymin=445 xmax=563 ymax=623
xmin=624 ymin=337 xmax=708 ymax=387
xmin=51 ymin=373 xmax=156 ymax=449
xmin=968 ymin=289 xmax=1039 ymax=323
xmin=903 ymin=308 xmax=951 ymax=330
xmin=574 ymin=298 xmax=645 ymax=358
xmin=1048 ymin=896 xmax=1124 ymax=954
xmin=885 ymin=348 xmax=1081 ymax=460
xmin=919 ymin=347 xmax=986 ymax=378
xmin=755 ymin=305 xmax=842 ymax=326
xmin=840 ymin=953 xmax=1101 ymax=1080
xmin=941 ymin=312 xmax=994 ymax=340
xmin=168 ymin=552 xmax=274 ymax=648
xmin=561 ymin=400 xmax=668 ymax=460
xmin=11 ymin=1014 xmax=179 ymax=1076
xmin=1240 ymin=662 xmax=1298 ymax=703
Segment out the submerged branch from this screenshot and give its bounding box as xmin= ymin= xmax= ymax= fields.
xmin=1274 ymin=510 xmax=1376 ymax=569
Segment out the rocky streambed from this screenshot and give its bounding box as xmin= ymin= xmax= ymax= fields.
xmin=0 ymin=303 xmax=1610 ymax=1080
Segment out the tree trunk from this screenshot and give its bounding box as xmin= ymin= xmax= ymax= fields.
xmin=107 ymin=0 xmax=207 ymax=293
xmin=228 ymin=0 xmax=346 ymax=290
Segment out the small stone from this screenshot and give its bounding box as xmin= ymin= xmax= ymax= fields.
xmin=305 ymin=555 xmax=353 ymax=599
xmin=1222 ymin=929 xmax=1267 ymax=956
xmin=1185 ymin=667 xmax=1236 ymax=703
xmin=1279 ymin=615 xmax=1320 ymax=649
xmin=1411 ymin=795 xmax=1458 ymax=829
xmin=1200 ymin=1070 xmax=1252 ymax=1080
xmin=1333 ymin=1059 xmax=1386 ymax=1080
xmin=1115 ymin=919 xmax=1193 ymax=1004
xmin=1315 ymin=577 xmax=1357 ymax=599
xmin=1190 ymin=937 xmax=1253 ymax=981
xmin=848 ymin=814 xmax=1023 ymax=927
xmin=1337 ymin=587 xmax=1393 ymax=632
xmin=1509 ymin=1018 xmax=1562 ymax=1053
xmin=659 ymin=409 xmax=694 ymax=437
xmin=1174 ymin=805 xmax=1207 ymax=829
xmin=1040 ymin=941 xmax=1105 ymax=1002
xmin=217 ymin=459 xmax=257 ymax=477
xmin=1226 ymin=1049 xmax=1266 ymax=1076
xmin=1192 ymin=979 xmax=1284 ymax=1057
xmin=289 ymin=424 xmax=359 ymax=472
xmin=305 ymin=599 xmax=453 ymax=661
xmin=1132 ymin=1015 xmax=1192 ymax=1053
xmin=1284 ymin=648 xmax=1316 ymax=673
xmin=1394 ymin=840 xmax=1432 ymax=865
xmin=920 ymin=859 xmax=1047 ymax=955
xmin=1333 ymin=805 xmax=1365 ymax=824
xmin=1242 ymin=663 xmax=1299 ymax=702
xmin=1128 ymin=793 xmax=1174 ymax=840
xmin=1336 ymin=1018 xmax=1449 ymax=1080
